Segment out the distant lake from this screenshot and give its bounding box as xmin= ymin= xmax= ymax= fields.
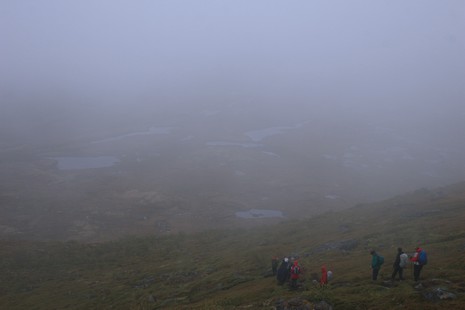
xmin=235 ymin=209 xmax=284 ymax=219
xmin=52 ymin=156 xmax=119 ymax=170
xmin=245 ymin=122 xmax=306 ymax=142
xmin=206 ymin=141 xmax=262 ymax=148
xmin=92 ymin=127 xmax=173 ymax=144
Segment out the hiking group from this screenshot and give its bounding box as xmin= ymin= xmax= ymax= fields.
xmin=274 ymin=257 xmax=331 ymax=289
xmin=272 ymin=246 xmax=428 ymax=290
xmin=370 ymin=246 xmax=427 ymax=282
xmin=275 ymin=257 xmax=303 ymax=289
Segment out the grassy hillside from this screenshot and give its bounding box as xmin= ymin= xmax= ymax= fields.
xmin=1 ymin=182 xmax=465 ymax=309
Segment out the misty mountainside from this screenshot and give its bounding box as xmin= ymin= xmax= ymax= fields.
xmin=1 ymin=182 xmax=464 ymax=309
xmin=1 ymin=102 xmax=465 ymax=242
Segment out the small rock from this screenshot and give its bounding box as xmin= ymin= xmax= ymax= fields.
xmin=438 ymin=291 xmax=456 ymax=300
xmin=133 ymin=276 xmax=155 ymax=289
xmin=274 ymin=298 xmax=286 ymax=310
xmin=275 ymin=297 xmax=312 ymax=310
xmin=148 ymin=294 xmax=156 ymax=303
xmin=314 ymin=300 xmax=333 ymax=310
xmin=288 ymin=297 xmax=303 ymax=306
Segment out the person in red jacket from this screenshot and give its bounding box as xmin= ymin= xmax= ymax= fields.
xmin=410 ymin=247 xmax=426 ymax=281
xmin=290 ymin=260 xmax=301 ymax=289
xmin=320 ymin=265 xmax=328 ymax=286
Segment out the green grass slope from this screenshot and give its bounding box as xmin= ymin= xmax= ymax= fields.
xmin=1 ymin=182 xmax=465 ymax=309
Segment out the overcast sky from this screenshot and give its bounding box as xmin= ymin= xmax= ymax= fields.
xmin=1 ymin=1 xmax=465 ymax=237
xmin=1 ymin=0 xmax=464 ymax=122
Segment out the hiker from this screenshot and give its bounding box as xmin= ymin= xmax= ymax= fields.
xmin=276 ymin=257 xmax=290 ymax=285
xmin=410 ymin=247 xmax=427 ymax=281
xmin=271 ymin=256 xmax=279 ymax=275
xmin=320 ymin=265 xmax=328 ymax=286
xmin=287 ymin=257 xmax=295 ymax=280
xmin=290 ymin=260 xmax=301 ymax=289
xmin=392 ymin=247 xmax=408 ymax=281
xmin=370 ymin=250 xmax=384 ymax=281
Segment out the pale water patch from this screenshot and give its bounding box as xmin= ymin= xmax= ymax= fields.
xmin=245 ymin=127 xmax=288 ymax=142
xmin=92 ymin=127 xmax=173 ymax=144
xmin=245 ymin=122 xmax=307 ymax=142
xmin=235 ymin=209 xmax=284 ymax=219
xmin=206 ymin=141 xmax=262 ymax=148
xmin=52 ymin=156 xmax=119 ymax=170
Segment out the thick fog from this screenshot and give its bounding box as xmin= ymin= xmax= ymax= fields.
xmin=1 ymin=1 xmax=464 ymax=240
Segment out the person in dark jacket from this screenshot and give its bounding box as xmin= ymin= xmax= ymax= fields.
xmin=276 ymin=257 xmax=290 ymax=285
xmin=391 ymin=247 xmax=406 ymax=280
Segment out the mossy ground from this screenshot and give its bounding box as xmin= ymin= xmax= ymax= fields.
xmin=1 ymin=183 xmax=464 ymax=309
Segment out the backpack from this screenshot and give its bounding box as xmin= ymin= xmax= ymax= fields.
xmin=327 ymin=270 xmax=333 ymax=281
xmin=292 ymin=265 xmax=300 ymax=275
xmin=377 ymin=255 xmax=384 ymax=266
xmin=399 ymin=253 xmax=409 ymax=268
xmin=418 ymin=250 xmax=428 ymax=265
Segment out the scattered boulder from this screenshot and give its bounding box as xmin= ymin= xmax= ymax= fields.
xmin=314 ymin=300 xmax=333 ymax=310
xmin=274 ymin=297 xmax=312 ymax=310
xmin=273 ymin=297 xmax=332 ymax=310
xmin=147 ymin=294 xmax=157 ymax=303
xmin=423 ymin=287 xmax=457 ymax=301
xmin=274 ymin=298 xmax=286 ymax=309
xmin=133 ymin=276 xmax=155 ymax=289
xmin=311 ymin=239 xmax=359 ymax=254
xmin=288 ymin=297 xmax=306 ymax=306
